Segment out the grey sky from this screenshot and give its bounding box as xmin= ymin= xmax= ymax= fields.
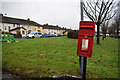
xmin=1 ymin=0 xmax=92 ymax=29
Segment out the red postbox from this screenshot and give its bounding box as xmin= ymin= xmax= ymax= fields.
xmin=77 ymin=21 xmax=95 ymax=57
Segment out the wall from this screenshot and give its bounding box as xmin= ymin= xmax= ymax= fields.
xmin=24 ymin=25 xmax=35 ymax=34
xmin=34 ymin=26 xmax=43 ymax=32
xmin=0 ymin=23 xmax=16 ymax=32
xmin=42 ymin=28 xmax=65 ymax=35
xmin=20 ymin=28 xmax=27 ymax=37
xmin=10 ymin=28 xmax=27 ymax=37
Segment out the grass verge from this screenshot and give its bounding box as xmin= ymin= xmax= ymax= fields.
xmin=2 ymin=36 xmax=119 ymax=78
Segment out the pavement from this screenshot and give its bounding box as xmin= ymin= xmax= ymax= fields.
xmin=2 ymin=71 xmax=83 ymax=80
xmin=15 ymin=38 xmax=26 ymax=39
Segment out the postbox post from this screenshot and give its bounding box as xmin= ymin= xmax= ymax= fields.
xmin=82 ymin=57 xmax=87 ymax=80
xmin=79 ymin=0 xmax=84 ymax=75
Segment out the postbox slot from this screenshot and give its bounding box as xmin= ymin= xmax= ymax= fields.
xmin=80 ymin=27 xmax=93 ymax=29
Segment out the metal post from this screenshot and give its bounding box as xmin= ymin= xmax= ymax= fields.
xmin=82 ymin=57 xmax=87 ymax=80
xmin=79 ymin=0 xmax=84 ymax=75
xmin=79 ymin=56 xmax=81 ymax=74
xmin=81 ymin=0 xmax=83 ymax=21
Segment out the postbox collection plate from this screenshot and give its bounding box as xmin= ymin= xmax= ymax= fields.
xmin=77 ymin=21 xmax=95 ymax=57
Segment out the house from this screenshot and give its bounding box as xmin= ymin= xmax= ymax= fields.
xmin=42 ymin=25 xmax=66 ymax=35
xmin=0 ymin=14 xmax=42 ymax=37
xmin=34 ymin=26 xmax=43 ymax=32
xmin=0 ymin=14 xmax=68 ymax=37
xmin=10 ymin=27 xmax=27 ymax=37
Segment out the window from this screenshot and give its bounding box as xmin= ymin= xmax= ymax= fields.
xmin=5 ymin=26 xmax=6 ymax=30
xmin=35 ymin=33 xmax=37 ymax=35
xmin=17 ymin=24 xmax=20 ymax=27
xmin=22 ymin=25 xmax=24 ymax=27
xmin=28 ymin=30 xmax=31 ymax=34
xmin=13 ymin=24 xmax=15 ymax=27
xmin=28 ymin=26 xmax=31 ymax=28
xmin=22 ymin=31 xmax=25 ymax=34
xmin=38 ymin=30 xmax=40 ymax=32
xmin=38 ymin=33 xmax=42 ymax=35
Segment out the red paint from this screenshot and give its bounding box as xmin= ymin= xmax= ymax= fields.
xmin=77 ymin=21 xmax=95 ymax=57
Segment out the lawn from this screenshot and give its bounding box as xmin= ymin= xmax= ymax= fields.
xmin=2 ymin=36 xmax=119 ymax=78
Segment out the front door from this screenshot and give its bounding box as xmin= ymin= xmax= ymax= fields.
xmin=8 ymin=26 xmax=10 ymax=32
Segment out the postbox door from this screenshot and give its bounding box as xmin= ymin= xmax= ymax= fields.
xmin=77 ymin=36 xmax=94 ymax=57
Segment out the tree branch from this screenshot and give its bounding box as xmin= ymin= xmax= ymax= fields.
xmin=103 ymin=13 xmax=116 ymax=23
xmin=100 ymin=0 xmax=114 ymax=23
xmin=83 ymin=4 xmax=95 ymax=21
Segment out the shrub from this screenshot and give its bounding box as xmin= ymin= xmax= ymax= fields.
xmin=67 ymin=30 xmax=79 ymax=39
xmin=1 ymin=31 xmax=13 ymax=35
xmin=16 ymin=30 xmax=21 ymax=34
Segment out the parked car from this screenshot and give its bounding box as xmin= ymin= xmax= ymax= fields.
xmin=54 ymin=33 xmax=61 ymax=37
xmin=26 ymin=32 xmax=43 ymax=38
xmin=43 ymin=34 xmax=54 ymax=37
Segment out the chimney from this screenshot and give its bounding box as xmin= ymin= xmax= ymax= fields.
xmin=0 ymin=13 xmax=3 ymax=16
xmin=27 ymin=18 xmax=30 ymax=21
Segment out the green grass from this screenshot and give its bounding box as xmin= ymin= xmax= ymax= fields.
xmin=2 ymin=36 xmax=119 ymax=78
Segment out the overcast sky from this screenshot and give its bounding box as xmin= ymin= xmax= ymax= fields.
xmin=1 ymin=0 xmax=90 ymax=29
xmin=1 ymin=0 xmax=91 ymax=29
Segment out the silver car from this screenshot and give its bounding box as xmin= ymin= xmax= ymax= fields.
xmin=26 ymin=32 xmax=43 ymax=38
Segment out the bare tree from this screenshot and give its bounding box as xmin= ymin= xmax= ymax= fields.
xmin=83 ymin=0 xmax=116 ymax=44
xmin=101 ymin=21 xmax=109 ymax=40
xmin=108 ymin=1 xmax=120 ymax=37
xmin=114 ymin=1 xmax=120 ymax=37
xmin=114 ymin=16 xmax=120 ymax=37
xmin=108 ymin=23 xmax=116 ymax=36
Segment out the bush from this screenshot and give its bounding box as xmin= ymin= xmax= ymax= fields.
xmin=16 ymin=30 xmax=21 ymax=34
xmin=67 ymin=30 xmax=79 ymax=39
xmin=1 ymin=31 xmax=13 ymax=35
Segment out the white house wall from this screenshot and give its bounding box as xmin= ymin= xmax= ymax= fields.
xmin=20 ymin=28 xmax=27 ymax=37
xmin=42 ymin=29 xmax=65 ymax=35
xmin=10 ymin=28 xmax=27 ymax=37
xmin=0 ymin=23 xmax=16 ymax=32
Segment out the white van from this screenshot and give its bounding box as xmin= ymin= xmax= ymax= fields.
xmin=26 ymin=32 xmax=43 ymax=38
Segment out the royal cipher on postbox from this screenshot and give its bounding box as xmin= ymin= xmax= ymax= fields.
xmin=77 ymin=21 xmax=95 ymax=57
